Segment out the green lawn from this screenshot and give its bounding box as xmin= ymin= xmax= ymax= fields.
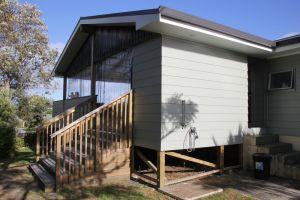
xmin=0 ymin=137 xmax=253 ymax=200
xmin=0 ymin=137 xmax=35 ymax=169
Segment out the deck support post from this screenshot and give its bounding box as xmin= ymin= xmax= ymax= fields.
xmin=239 ymin=144 xmax=243 ymax=167
xmin=157 ymin=151 xmax=165 ymax=188
xmin=217 ymin=145 xmax=224 ymax=174
xmin=130 ymin=146 xmax=135 ymax=179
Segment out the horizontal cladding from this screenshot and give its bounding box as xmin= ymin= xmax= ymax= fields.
xmin=266 ymin=54 xmax=300 ymax=136
xmin=132 ymin=37 xmax=162 ymax=150
xmin=161 ymin=36 xmax=248 ymax=151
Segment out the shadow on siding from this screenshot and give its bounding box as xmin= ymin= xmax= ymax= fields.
xmin=161 ymin=93 xmax=198 ymax=141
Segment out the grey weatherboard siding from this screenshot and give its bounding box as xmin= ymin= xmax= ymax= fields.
xmin=132 ymin=35 xmax=249 ymax=151
xmin=160 ymin=36 xmax=248 ymax=151
xmin=266 ymin=54 xmax=300 ymax=136
xmin=132 ymin=37 xmax=162 ymax=150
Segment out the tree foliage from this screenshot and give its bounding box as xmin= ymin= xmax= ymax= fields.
xmin=0 ymin=0 xmax=58 ymax=91
xmin=18 ymin=95 xmax=52 ymax=129
xmin=0 ymin=88 xmax=17 ymax=124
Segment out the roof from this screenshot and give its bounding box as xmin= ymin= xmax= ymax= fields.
xmin=275 ymin=34 xmax=300 ymax=47
xmin=53 ymin=6 xmax=300 ymax=77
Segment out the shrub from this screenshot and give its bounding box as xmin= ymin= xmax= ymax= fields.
xmin=0 ymin=122 xmax=16 ymax=158
xmin=24 ymin=131 xmax=36 ymax=151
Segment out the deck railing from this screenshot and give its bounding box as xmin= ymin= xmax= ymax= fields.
xmin=50 ymin=91 xmax=132 ymax=188
xmin=36 ymin=95 xmax=97 ymax=161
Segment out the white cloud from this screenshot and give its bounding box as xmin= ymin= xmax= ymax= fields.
xmin=279 ymin=32 xmax=300 ymax=39
xmin=50 ymin=42 xmax=65 ymax=54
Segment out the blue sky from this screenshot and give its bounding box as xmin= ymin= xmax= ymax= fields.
xmin=21 ymin=0 xmax=300 ymax=100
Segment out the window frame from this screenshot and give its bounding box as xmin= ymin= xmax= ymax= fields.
xmin=268 ymin=69 xmax=295 ymax=91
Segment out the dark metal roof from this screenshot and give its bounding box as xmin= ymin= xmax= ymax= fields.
xmin=158 ymin=6 xmax=276 ymax=48
xmin=80 ymin=8 xmax=159 ymax=20
xmin=275 ymin=34 xmax=300 ymax=47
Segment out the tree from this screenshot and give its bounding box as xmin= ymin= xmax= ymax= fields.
xmin=0 ymin=0 xmax=58 ymax=92
xmin=18 ymin=95 xmax=52 ymax=129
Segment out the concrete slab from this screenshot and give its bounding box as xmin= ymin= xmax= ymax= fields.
xmin=159 ymin=180 xmax=223 ymax=200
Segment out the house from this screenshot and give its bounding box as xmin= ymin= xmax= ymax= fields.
xmin=30 ymin=6 xmax=300 ymax=191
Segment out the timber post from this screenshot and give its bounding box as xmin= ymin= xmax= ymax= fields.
xmin=157 ymin=151 xmax=165 ymax=188
xmin=217 ymin=145 xmax=224 ymax=174
xmin=55 ymin=135 xmax=61 ymax=191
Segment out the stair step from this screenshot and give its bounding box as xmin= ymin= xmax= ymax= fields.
xmin=29 ymin=163 xmax=55 ymax=192
xmin=284 ymin=152 xmax=300 ymax=165
xmin=257 ymin=143 xmax=293 ymax=154
xmin=39 ymin=157 xmax=56 ymax=176
xmin=254 ymin=134 xmax=279 ymax=145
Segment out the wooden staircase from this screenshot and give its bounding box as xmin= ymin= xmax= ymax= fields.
xmin=29 ymin=91 xmax=133 ymax=191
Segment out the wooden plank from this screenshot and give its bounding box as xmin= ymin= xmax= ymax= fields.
xmin=165 ymin=169 xmax=220 ymax=186
xmin=136 ymin=149 xmax=157 ymax=173
xmin=157 ymin=151 xmax=165 ymax=188
xmin=132 ymin=170 xmax=157 ymax=184
xmin=217 ymin=145 xmax=224 ymax=173
xmin=165 ymin=151 xmax=216 ymax=168
xmin=123 ymin=96 xmax=128 ymax=148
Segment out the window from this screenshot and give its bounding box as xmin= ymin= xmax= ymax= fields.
xmin=268 ymin=70 xmax=294 ymax=90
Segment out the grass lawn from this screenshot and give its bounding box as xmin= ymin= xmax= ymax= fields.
xmin=0 ymin=137 xmax=254 ymax=200
xmin=0 ymin=137 xmax=35 ymax=169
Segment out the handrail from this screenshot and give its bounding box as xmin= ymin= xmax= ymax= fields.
xmin=51 ymin=91 xmax=131 ymax=138
xmin=35 ymin=95 xmax=98 ymax=161
xmin=37 ymin=95 xmax=96 ymax=130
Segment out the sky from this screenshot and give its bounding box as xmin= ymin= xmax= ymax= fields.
xmin=20 ymin=0 xmax=300 ymax=100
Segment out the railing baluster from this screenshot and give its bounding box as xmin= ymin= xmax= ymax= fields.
xmin=95 ymin=113 xmax=100 ymax=171
xmin=79 ymin=121 xmax=83 ymax=176
xmin=89 ymin=117 xmax=93 ymax=171
xmin=106 ymin=108 xmax=109 ymax=152
xmin=68 ymin=129 xmax=72 ymax=182
xmin=85 ymin=119 xmax=89 ymax=172
xmin=74 ymin=125 xmax=78 ymax=178
xmin=36 ymin=129 xmax=40 ymax=161
xmin=124 ymin=96 xmax=128 ymax=148
xmin=120 ymin=98 xmax=123 ymax=149
xmin=112 ymin=103 xmax=116 ymax=152
xmin=116 ymin=100 xmax=120 ymax=149
xmin=128 ymin=91 xmax=133 ymax=148
xmin=55 ymin=134 xmax=61 ymax=190
xmin=46 ymin=125 xmax=49 ymax=155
